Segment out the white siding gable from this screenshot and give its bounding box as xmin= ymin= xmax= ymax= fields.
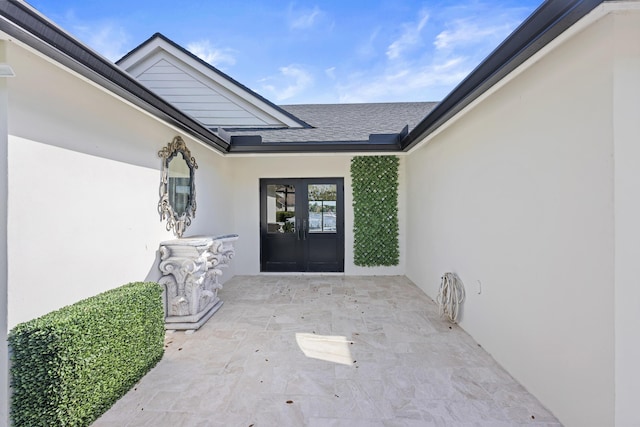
xmin=138 ymin=58 xmax=268 ymax=127
xmin=118 ymin=37 xmax=303 ymax=129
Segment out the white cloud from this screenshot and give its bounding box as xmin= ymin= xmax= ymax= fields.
xmin=334 ymin=3 xmax=532 ymax=103
xmin=434 ymin=19 xmax=518 ymax=50
xmin=325 ymin=67 xmax=336 ymax=79
xmin=71 ymin=22 xmax=129 ymax=62
xmin=186 ymin=40 xmax=236 ymax=68
xmin=432 ymin=57 xmax=465 ymax=72
xmin=357 ymin=27 xmax=381 ymax=59
xmin=386 ymin=9 xmax=429 ymax=60
xmin=54 ymin=9 xmax=129 ymax=61
xmin=261 ymin=65 xmax=314 ymax=101
xmin=336 ymin=55 xmax=471 ymax=103
xmin=289 ymin=5 xmax=323 ymax=30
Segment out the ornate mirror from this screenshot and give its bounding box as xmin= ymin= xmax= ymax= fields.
xmin=158 ymin=136 xmax=198 ymax=237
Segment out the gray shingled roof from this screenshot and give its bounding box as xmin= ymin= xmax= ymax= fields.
xmin=224 ymin=102 xmax=437 ymax=143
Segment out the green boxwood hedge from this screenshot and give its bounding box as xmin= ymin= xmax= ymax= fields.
xmin=8 ymin=282 xmax=165 ymax=427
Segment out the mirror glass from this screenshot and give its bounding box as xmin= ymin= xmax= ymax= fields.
xmin=168 ymin=152 xmax=191 ymax=216
xmin=158 ymin=136 xmax=198 ymax=237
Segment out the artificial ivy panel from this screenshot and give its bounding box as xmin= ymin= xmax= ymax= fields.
xmin=351 ymin=155 xmax=399 ymax=266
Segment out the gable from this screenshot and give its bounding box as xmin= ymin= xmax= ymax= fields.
xmin=117 ymin=34 xmax=307 ymax=129
xmin=136 ymin=56 xmax=273 ymax=128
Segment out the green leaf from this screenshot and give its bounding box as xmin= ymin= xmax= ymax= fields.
xmin=8 ymin=282 xmax=164 ymax=427
xmin=351 ymin=156 xmax=400 ymax=267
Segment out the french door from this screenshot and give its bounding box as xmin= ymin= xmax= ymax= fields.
xmin=260 ymin=178 xmax=344 ymax=272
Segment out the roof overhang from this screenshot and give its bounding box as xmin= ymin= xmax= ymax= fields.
xmin=0 ymin=0 xmax=614 ymax=156
xmin=226 ymin=126 xmax=409 ymax=153
xmin=228 ymin=142 xmax=401 ymax=154
xmin=0 ymin=0 xmax=230 ymax=153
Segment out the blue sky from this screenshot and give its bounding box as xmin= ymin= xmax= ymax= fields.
xmin=27 ymin=0 xmax=542 ymax=104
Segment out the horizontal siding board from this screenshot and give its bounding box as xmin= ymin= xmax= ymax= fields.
xmin=164 ymin=95 xmax=232 ymax=104
xmin=173 ymin=103 xmax=245 ymax=112
xmin=142 ymin=66 xmax=177 ymax=73
xmin=142 ymin=65 xmax=181 ymax=74
xmin=143 ymin=80 xmax=208 ymax=89
xmin=196 ymin=116 xmax=269 ymax=126
xmin=138 ymin=73 xmax=199 ymax=82
xmin=169 ymin=98 xmax=242 ymax=105
xmin=165 ymin=103 xmax=246 ymax=112
xmin=154 ymin=87 xmax=224 ymax=96
xmin=183 ymin=109 xmax=255 ymax=118
xmin=145 ymin=59 xmax=180 ymax=70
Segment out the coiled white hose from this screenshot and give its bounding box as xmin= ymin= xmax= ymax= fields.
xmin=437 ymin=272 xmax=465 ymax=323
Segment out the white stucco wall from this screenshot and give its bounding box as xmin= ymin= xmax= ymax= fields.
xmin=229 ymin=155 xmax=406 ymax=276
xmin=612 ymin=8 xmax=640 ymax=427
xmin=0 ymin=40 xmax=11 ymax=426
xmin=406 ymin=12 xmax=616 ymax=427
xmin=6 ymin=41 xmax=234 ymax=328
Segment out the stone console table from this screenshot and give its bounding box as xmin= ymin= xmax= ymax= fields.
xmin=158 ymin=234 xmax=238 ymax=330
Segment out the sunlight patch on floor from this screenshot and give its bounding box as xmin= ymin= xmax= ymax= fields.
xmin=295 ymin=333 xmax=354 ymax=365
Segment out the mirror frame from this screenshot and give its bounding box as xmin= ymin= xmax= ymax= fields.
xmin=158 ymin=136 xmax=198 ymax=237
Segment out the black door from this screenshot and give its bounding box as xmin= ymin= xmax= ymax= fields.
xmin=260 ymin=178 xmax=344 ymax=272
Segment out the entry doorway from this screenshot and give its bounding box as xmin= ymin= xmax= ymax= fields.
xmin=260 ymin=178 xmax=344 ymax=272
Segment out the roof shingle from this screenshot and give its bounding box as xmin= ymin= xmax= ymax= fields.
xmin=224 ymin=102 xmax=437 ymax=143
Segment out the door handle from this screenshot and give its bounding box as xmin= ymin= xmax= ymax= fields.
xmin=303 ymin=219 xmax=308 ymax=240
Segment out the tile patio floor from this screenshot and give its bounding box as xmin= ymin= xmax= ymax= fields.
xmin=92 ymin=275 xmax=561 ymax=427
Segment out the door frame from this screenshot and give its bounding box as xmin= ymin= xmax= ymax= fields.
xmin=259 ymin=178 xmax=344 ymax=272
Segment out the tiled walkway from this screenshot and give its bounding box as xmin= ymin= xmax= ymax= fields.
xmin=93 ymin=276 xmax=560 ymax=426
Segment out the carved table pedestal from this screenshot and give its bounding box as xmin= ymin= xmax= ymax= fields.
xmin=158 ymin=234 xmax=238 ymax=330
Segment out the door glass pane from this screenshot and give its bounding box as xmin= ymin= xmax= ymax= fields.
xmin=308 ymin=184 xmax=337 ymax=233
xmin=266 ymin=184 xmax=296 ymax=233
